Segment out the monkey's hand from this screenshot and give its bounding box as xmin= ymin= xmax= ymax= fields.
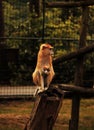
xmin=42 ymin=66 xmax=50 ymax=76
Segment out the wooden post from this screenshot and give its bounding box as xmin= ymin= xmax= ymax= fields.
xmin=24 ymin=87 xmax=64 ymax=130
xmin=69 ymin=6 xmax=89 ymax=130
xmin=53 ymin=44 xmax=94 ymax=64
xmin=29 ymin=0 xmax=41 ymax=17
xmin=45 ymin=0 xmax=94 ymax=8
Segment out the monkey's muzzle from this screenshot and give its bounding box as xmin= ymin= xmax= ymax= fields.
xmin=50 ymin=49 xmax=54 ymax=57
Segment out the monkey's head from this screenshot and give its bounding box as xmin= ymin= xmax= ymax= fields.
xmin=40 ymin=43 xmax=54 ymax=57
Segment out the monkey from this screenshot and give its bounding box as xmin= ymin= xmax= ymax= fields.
xmin=32 ymin=43 xmax=55 ymax=93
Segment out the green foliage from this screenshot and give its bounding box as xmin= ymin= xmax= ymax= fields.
xmin=2 ymin=0 xmax=94 ymax=85
xmin=44 ymin=8 xmax=80 ymax=39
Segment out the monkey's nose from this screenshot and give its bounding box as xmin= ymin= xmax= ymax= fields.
xmin=50 ymin=50 xmax=54 ymax=57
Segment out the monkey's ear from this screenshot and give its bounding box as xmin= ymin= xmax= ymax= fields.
xmin=40 ymin=43 xmax=53 ymax=50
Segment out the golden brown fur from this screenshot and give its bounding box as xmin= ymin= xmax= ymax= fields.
xmin=32 ymin=43 xmax=55 ymax=92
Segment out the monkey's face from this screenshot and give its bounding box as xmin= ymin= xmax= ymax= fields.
xmin=40 ymin=43 xmax=54 ymax=57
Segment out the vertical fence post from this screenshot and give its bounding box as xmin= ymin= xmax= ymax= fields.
xmin=69 ymin=6 xmax=89 ymax=130
xmin=42 ymin=0 xmax=45 ymax=43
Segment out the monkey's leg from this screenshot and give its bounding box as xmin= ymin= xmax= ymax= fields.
xmin=42 ymin=69 xmax=50 ymax=90
xmin=37 ymin=75 xmax=45 ymax=94
xmin=37 ymin=70 xmax=49 ymax=94
xmin=44 ymin=75 xmax=49 ymax=90
xmin=41 ymin=75 xmax=45 ymax=91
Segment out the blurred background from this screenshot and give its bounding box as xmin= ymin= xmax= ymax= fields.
xmin=0 ymin=0 xmax=94 ymax=86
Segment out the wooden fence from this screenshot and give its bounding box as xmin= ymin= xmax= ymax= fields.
xmin=24 ymin=1 xmax=94 ymax=130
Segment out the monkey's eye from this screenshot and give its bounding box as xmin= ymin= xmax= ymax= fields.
xmin=49 ymin=48 xmax=53 ymax=50
xmin=42 ymin=46 xmax=47 ymax=50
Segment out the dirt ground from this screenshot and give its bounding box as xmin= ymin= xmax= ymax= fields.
xmin=0 ymin=99 xmax=94 ymax=130
xmin=0 ymin=99 xmax=33 ymax=130
xmin=0 ymin=114 xmax=29 ymax=129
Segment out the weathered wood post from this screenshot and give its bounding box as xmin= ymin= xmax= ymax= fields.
xmin=25 ymin=87 xmax=64 ymax=130
xmin=69 ymin=6 xmax=89 ymax=130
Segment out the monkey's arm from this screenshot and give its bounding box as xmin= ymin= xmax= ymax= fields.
xmin=32 ymin=70 xmax=45 ymax=91
xmin=32 ymin=70 xmax=41 ymax=86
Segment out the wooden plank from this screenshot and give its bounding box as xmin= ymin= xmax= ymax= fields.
xmin=57 ymin=84 xmax=94 ymax=94
xmin=46 ymin=0 xmax=94 ymax=8
xmin=53 ymin=44 xmax=94 ymax=64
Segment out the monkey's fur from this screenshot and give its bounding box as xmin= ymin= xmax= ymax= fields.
xmin=32 ymin=44 xmax=55 ymax=93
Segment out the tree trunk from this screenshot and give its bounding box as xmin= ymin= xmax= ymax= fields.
xmin=24 ymin=87 xmax=64 ymax=130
